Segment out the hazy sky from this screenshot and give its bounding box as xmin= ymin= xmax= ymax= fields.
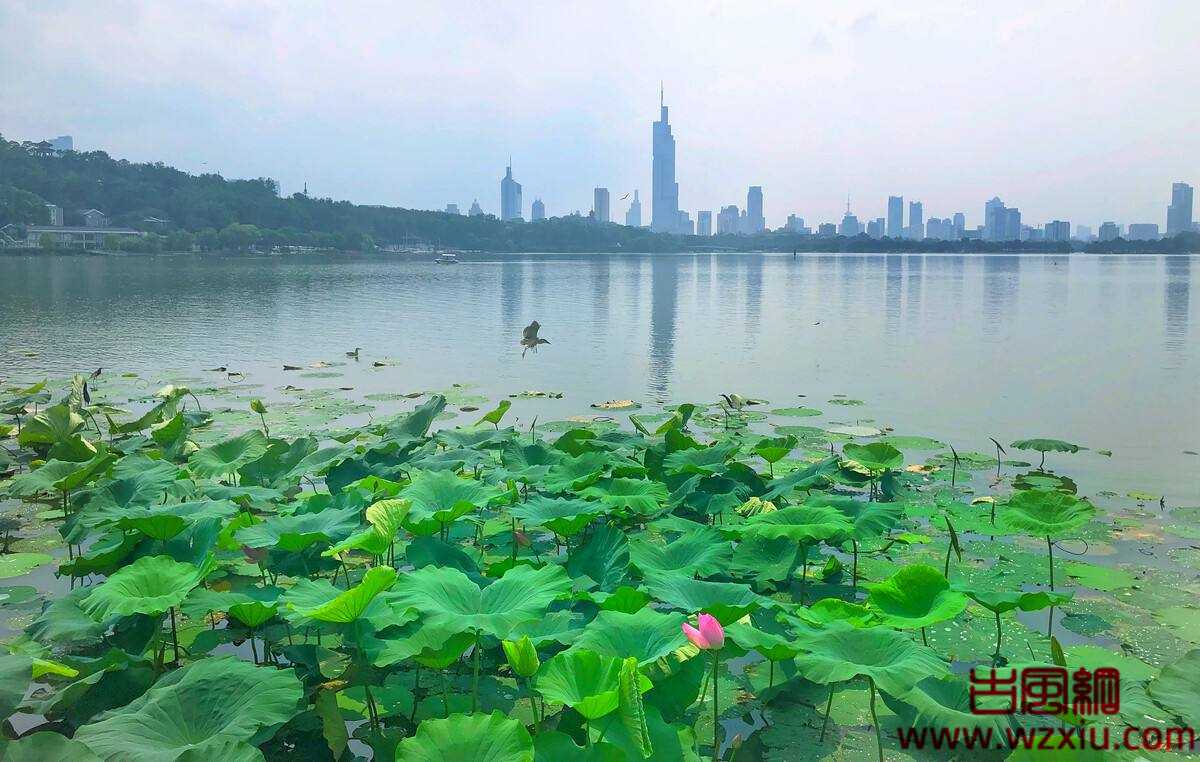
xmin=3 ymin=1 xmax=1198 ymax=229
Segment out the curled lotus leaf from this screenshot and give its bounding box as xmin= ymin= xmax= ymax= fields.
xmin=866 ymin=564 xmax=969 ymax=630
xmin=82 ymin=555 xmax=215 ymax=619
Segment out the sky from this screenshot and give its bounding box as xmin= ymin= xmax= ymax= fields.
xmin=2 ymin=0 xmax=1198 ymax=230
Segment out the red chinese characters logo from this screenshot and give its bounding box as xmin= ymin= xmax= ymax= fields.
xmin=969 ymin=667 xmax=1120 ymax=716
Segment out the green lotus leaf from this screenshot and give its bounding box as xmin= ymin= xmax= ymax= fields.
xmin=742 ymin=505 xmax=853 ymax=545
xmin=662 ymin=443 xmax=737 ymax=476
xmin=539 ymin=452 xmax=608 ymax=492
xmin=17 ymin=402 xmax=85 ymax=452
xmin=589 ymin=703 xmax=700 ymax=762
xmin=477 ymin=400 xmax=512 ymax=427
xmin=293 ymin=566 xmax=397 ymax=623
xmin=1061 ymin=561 xmax=1137 ymax=591
xmin=841 ymin=442 xmax=903 ymax=475
xmin=1009 ymin=438 xmax=1084 ymax=454
xmin=753 ymin=435 xmax=799 ymax=466
xmin=628 ymin=526 xmax=731 ymax=578
xmin=401 ymin=470 xmax=502 ymax=525
xmin=641 ymin=572 xmax=770 ymax=624
xmin=0 ymin=731 xmax=102 ymax=762
xmin=497 ymin=440 xmax=562 ymax=483
xmin=188 ymin=430 xmax=269 ymax=479
xmin=1064 ymin=644 xmax=1155 ymax=683
xmin=759 ymin=456 xmax=840 ymax=501
xmin=794 ymin=622 xmax=949 ymax=695
xmin=322 ymin=527 xmax=391 ymax=558
xmin=82 ymin=555 xmax=214 ymax=619
xmin=567 ymin=525 xmax=630 ymax=591
xmin=825 ymin=424 xmax=882 ymax=438
xmin=92 ymin=499 xmax=239 ymax=541
xmin=25 ymin=588 xmax=107 ymax=647
xmin=509 ymin=610 xmax=587 ymax=646
xmin=885 ymin=675 xmax=1013 ymax=734
xmin=237 ymin=436 xmax=326 ymax=488
xmin=866 ymin=564 xmax=969 ymax=630
xmin=5 ymin=450 xmax=114 ymax=497
xmin=878 ymin=436 xmax=946 ymax=451
xmin=537 ymin=649 xmax=649 ymax=720
xmin=74 ymin=656 xmax=303 ymax=762
xmin=769 ymin=407 xmax=823 ymax=418
xmin=367 ymin=619 xmax=474 ymax=668
xmin=794 ymin=598 xmax=877 ymax=628
xmin=377 ymin=394 xmax=447 ymax=442
xmin=396 ymin=711 xmax=533 ymax=762
xmin=806 ymin=494 xmax=904 ymax=540
xmin=366 ymin=498 xmax=412 ymax=540
xmin=511 ymin=495 xmax=603 ymax=537
xmin=235 ymin=506 xmax=360 ymax=551
xmin=724 ymin=621 xmax=802 ymax=661
xmin=998 ymin=489 xmax=1095 ymax=538
xmin=0 ymin=654 xmax=32 ymax=721
xmin=571 ymin=607 xmax=686 ymax=666
xmin=729 ymin=534 xmax=803 ymax=587
xmin=1148 ymin=649 xmax=1200 ymax=726
xmin=581 ymin=477 xmax=669 ymax=516
xmin=390 ymin=563 xmax=571 ymax=638
xmin=0 ymin=552 xmax=54 ymax=579
xmin=960 ymin=588 xmax=1073 ymax=614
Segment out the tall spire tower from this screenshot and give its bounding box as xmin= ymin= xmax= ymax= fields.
xmin=651 ymin=87 xmax=681 ymax=233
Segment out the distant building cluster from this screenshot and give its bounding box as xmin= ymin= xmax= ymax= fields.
xmin=438 ymin=97 xmax=1195 ymax=244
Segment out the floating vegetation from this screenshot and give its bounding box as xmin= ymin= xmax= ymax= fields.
xmin=0 ymin=374 xmax=1196 ymax=761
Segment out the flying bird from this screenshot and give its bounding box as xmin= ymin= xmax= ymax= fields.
xmin=620 ymin=193 xmax=630 ymax=201
xmin=521 ymin=321 xmax=550 ymax=357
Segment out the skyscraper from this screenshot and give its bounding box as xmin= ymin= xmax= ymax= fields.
xmin=696 ymin=210 xmax=712 ymax=236
xmin=984 ymin=197 xmax=1007 ymax=241
xmin=1004 ymin=208 xmax=1022 ymax=241
xmin=787 ymin=214 xmax=806 ymax=233
xmin=593 ymin=187 xmax=610 ymax=223
xmin=839 ymin=199 xmax=861 ymax=236
xmin=746 ymin=186 xmax=765 ymax=233
xmin=1167 ymin=182 xmax=1194 ymax=237
xmin=866 ymin=218 xmax=883 ymax=238
xmin=1098 ymin=221 xmax=1120 ymax=242
xmin=651 ymin=88 xmax=681 ymax=233
xmin=445 ymin=203 xmax=460 ymax=215
xmin=1044 ymin=220 xmax=1071 ymax=242
xmin=531 ymin=198 xmax=546 ymax=221
xmin=1075 ymin=224 xmax=1093 ymax=241
xmin=907 ymin=201 xmax=924 ymax=240
xmin=887 ymin=196 xmax=904 ymax=237
xmin=952 ymin=212 xmax=965 ymax=239
xmin=717 ymin=206 xmax=740 ymax=235
xmin=500 ymin=162 xmax=522 ymax=221
xmin=1128 ymin=223 xmax=1160 ymax=240
xmin=625 ymin=190 xmax=642 ymax=227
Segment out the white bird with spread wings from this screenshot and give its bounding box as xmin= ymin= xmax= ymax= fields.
xmin=520 ymin=320 xmax=551 ymax=357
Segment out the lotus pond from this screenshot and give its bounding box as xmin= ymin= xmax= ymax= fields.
xmin=0 ymin=365 xmax=1197 ymax=762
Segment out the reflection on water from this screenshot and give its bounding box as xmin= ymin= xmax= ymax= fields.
xmin=1 ymin=252 xmax=1197 ymax=500
xmin=1165 ymin=256 xmax=1191 ymax=361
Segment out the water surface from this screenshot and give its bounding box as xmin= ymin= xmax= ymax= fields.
xmin=1 ymin=251 xmax=1196 ymax=502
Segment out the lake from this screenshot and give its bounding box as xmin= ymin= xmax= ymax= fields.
xmin=1 ymin=251 xmax=1196 ymax=503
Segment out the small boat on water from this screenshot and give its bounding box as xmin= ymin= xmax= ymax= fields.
xmin=435 ymin=252 xmax=459 ymax=264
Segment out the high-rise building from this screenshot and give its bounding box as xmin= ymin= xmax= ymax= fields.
xmin=531 ymin=198 xmax=546 ymax=221
xmin=1044 ymin=220 xmax=1071 ymax=242
xmin=925 ymin=218 xmax=951 ymax=240
xmin=696 ymin=210 xmax=712 ymax=236
xmin=1004 ymin=208 xmax=1022 ymax=241
xmin=1167 ymin=182 xmax=1194 ymax=237
xmin=445 ymin=203 xmax=460 ymax=215
xmin=887 ymin=196 xmax=904 ymax=237
xmin=468 ymin=199 xmax=483 ymax=217
xmin=907 ymin=201 xmax=924 ymax=240
xmin=500 ymin=162 xmax=522 ymax=221
xmin=786 ymin=214 xmax=806 ymax=233
xmin=1128 ymin=223 xmax=1160 ymax=240
xmin=651 ymin=89 xmax=682 ymax=233
xmin=984 ymin=197 xmax=1007 ymax=241
xmin=817 ymin=222 xmax=838 ymax=237
xmin=1098 ymin=221 xmax=1121 ymax=242
xmin=746 ymin=186 xmax=765 ymax=233
xmin=839 ymin=199 xmax=861 ymax=236
xmin=625 ymin=190 xmax=641 ymax=227
xmin=952 ymin=212 xmax=965 ymax=239
xmin=593 ymin=187 xmax=610 ymax=223
xmin=717 ymin=205 xmax=740 ymax=235
xmin=867 ymin=217 xmax=884 ymax=238
xmin=677 ymin=211 xmax=694 ymax=235
xmin=1074 ymin=224 xmax=1093 ymax=241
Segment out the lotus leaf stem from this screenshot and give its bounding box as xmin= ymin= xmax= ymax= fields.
xmin=867 ymin=677 xmax=883 ymax=762
xmin=712 ymin=650 xmax=720 ymax=762
xmin=820 ymin=683 xmax=835 ymax=742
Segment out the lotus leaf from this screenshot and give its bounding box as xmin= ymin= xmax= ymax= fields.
xmin=390 ymin=563 xmax=570 ymax=638
xmin=293 ymin=566 xmax=397 ymax=622
xmin=571 ymin=608 xmax=687 ymax=665
xmin=188 ymin=430 xmax=269 ymax=478
xmin=1148 ymin=649 xmax=1200 ymax=726
xmin=866 ymin=564 xmax=969 ymax=630
xmin=74 ymin=656 xmax=302 ymax=762
xmin=794 ymin=622 xmax=949 ymax=695
xmin=841 ymin=442 xmax=903 ymax=475
xmin=581 ymin=477 xmax=668 ymax=516
xmin=395 ymin=711 xmax=533 ymax=762
xmin=536 ymin=649 xmax=649 ymax=720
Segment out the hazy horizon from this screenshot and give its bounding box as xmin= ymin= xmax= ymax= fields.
xmin=3 ymin=1 xmax=1198 ymax=230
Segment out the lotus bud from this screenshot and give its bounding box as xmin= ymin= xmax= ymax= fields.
xmin=682 ymin=612 xmax=725 ymax=650
xmin=242 ymin=544 xmax=268 ymax=564
xmin=501 ymin=635 xmax=540 ymax=678
xmin=514 ymin=529 xmax=531 ymax=547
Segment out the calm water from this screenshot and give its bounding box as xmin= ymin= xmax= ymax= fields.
xmin=1 ymin=252 xmax=1197 ymax=502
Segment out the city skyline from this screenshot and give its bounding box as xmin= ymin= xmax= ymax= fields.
xmin=6 ymin=2 xmax=1197 ymax=228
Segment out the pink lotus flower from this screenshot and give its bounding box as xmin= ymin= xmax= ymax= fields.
xmin=682 ymin=612 xmax=725 ymax=650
